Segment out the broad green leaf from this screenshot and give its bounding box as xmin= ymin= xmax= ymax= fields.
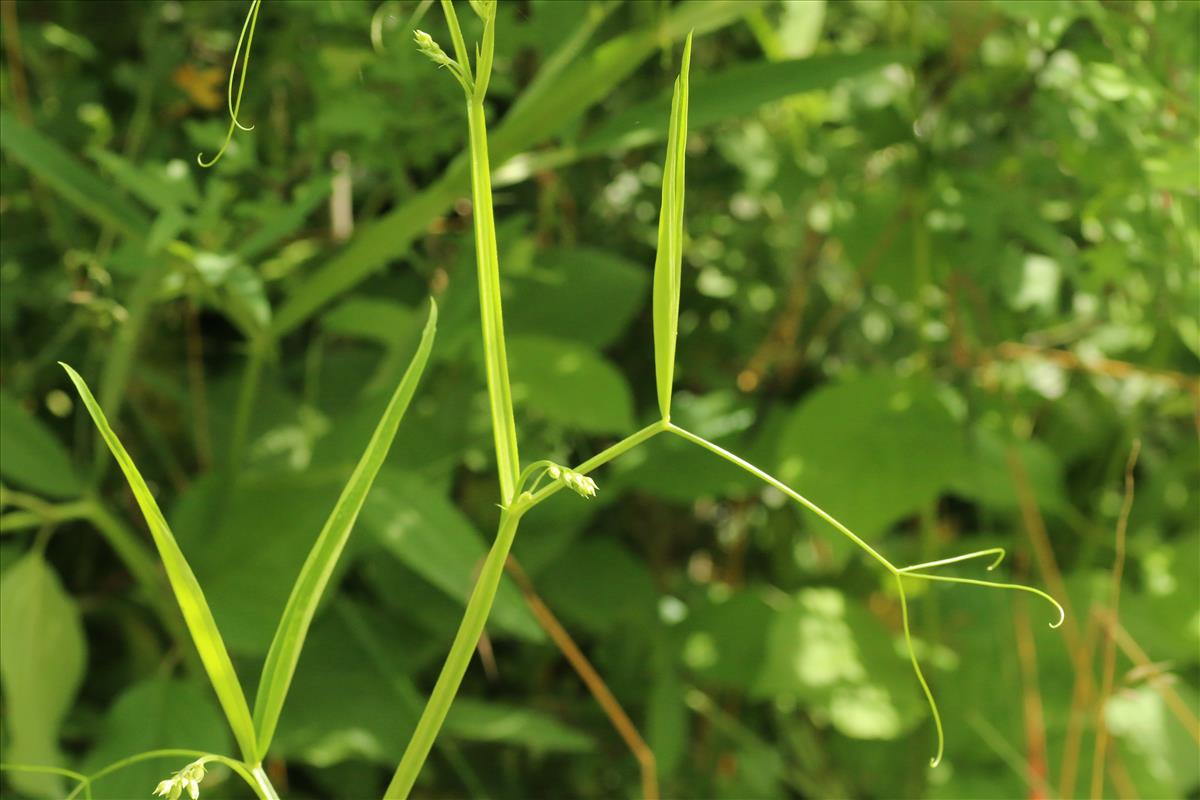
xmin=507 ymin=335 xmax=636 ymax=434
xmin=652 ymin=34 xmax=691 ymax=420
xmin=444 ymin=699 xmax=594 ymax=754
xmin=0 ymin=390 xmax=81 ymax=498
xmin=322 ymin=297 xmax=418 ymax=345
xmin=506 ymin=247 xmax=648 ymax=348
xmin=0 ymin=552 xmax=86 ymax=798
xmin=538 ymin=538 xmax=656 ymax=635
xmin=360 ymin=468 xmax=542 ymax=641
xmin=169 ymin=473 xmax=345 ymax=654
xmin=680 ymin=587 xmax=773 ymax=689
xmin=253 ymin=300 xmax=437 ymax=758
xmin=81 ymin=677 xmax=231 ymax=800
xmin=273 ymin=599 xmax=426 ymax=767
xmin=0 ymin=110 xmax=151 ymax=240
xmin=756 ymin=589 xmax=923 ymax=740
xmin=948 ymin=426 xmax=1067 ymax=514
xmin=776 ymin=373 xmax=966 ymax=539
xmin=59 ymin=363 xmax=258 ymax=763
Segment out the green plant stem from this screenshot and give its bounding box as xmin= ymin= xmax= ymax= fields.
xmin=228 ymin=337 xmax=267 ymax=475
xmin=60 ymin=749 xmax=266 ymax=800
xmin=898 ymin=547 xmax=1007 ymax=573
xmin=336 ymin=602 xmax=489 ymax=799
xmin=0 ymin=763 xmax=92 ymax=799
xmin=250 ymin=763 xmax=281 ymax=800
xmin=899 ymin=571 xmax=1065 ymax=628
xmin=466 ymin=97 xmax=521 ymax=505
xmin=895 ymin=574 xmax=944 ymax=767
xmin=665 ymin=423 xmax=897 ymax=573
xmin=439 ymin=0 xmax=472 ymax=76
xmin=527 ymin=420 xmax=666 ymax=506
xmin=386 ymin=420 xmax=664 ymax=798
xmin=385 ymin=507 xmax=524 ymax=799
xmin=0 ymin=491 xmax=93 ymax=532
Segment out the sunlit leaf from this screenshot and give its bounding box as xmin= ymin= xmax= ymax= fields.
xmin=651 ymin=34 xmax=691 ymax=421
xmin=0 ymin=553 xmax=86 ymax=798
xmin=60 ymin=363 xmax=258 ymax=763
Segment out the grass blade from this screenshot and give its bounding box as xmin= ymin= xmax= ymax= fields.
xmin=59 ymin=363 xmax=258 ymax=764
xmin=0 ymin=110 xmax=151 ymax=240
xmin=251 ymin=300 xmax=438 ymax=758
xmin=652 ymin=34 xmax=691 ymax=420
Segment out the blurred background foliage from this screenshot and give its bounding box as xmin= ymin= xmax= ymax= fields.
xmin=1 ymin=0 xmax=1198 ymax=798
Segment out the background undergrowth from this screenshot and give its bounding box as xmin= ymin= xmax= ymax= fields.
xmin=1 ymin=1 xmax=1197 ymax=798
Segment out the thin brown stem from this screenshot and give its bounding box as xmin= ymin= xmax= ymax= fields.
xmin=1090 ymin=439 xmax=1140 ymax=800
xmin=1005 ymin=447 xmax=1077 ymax=646
xmin=993 ymin=342 xmax=1200 ymax=397
xmin=1012 ymin=598 xmax=1049 ymax=799
xmin=505 ymin=557 xmax=658 ymax=800
xmin=1096 ymin=608 xmax=1200 ymax=744
xmin=1057 ymin=609 xmax=1101 ymax=799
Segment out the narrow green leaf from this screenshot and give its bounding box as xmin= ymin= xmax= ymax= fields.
xmin=0 ymin=390 xmax=82 ymax=498
xmin=0 ymin=552 xmax=87 ymax=798
xmin=652 ymin=34 xmax=692 ymax=421
xmin=252 ymin=300 xmax=438 ymax=759
xmin=0 ymin=110 xmax=151 ymax=240
xmin=59 ymin=363 xmax=258 ymax=764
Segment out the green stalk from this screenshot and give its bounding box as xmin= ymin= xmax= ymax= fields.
xmin=665 ymin=423 xmax=897 ymax=573
xmin=467 ymin=97 xmax=521 ymax=505
xmin=228 ymin=337 xmax=267 ymax=475
xmin=59 ymin=749 xmax=270 ymax=800
xmin=385 ymin=506 xmax=525 ymax=799
xmin=386 ymin=420 xmax=664 ymax=797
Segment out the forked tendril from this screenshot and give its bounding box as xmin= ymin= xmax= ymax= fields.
xmin=894 ymin=563 xmax=1066 ymax=768
xmin=197 ymin=0 xmax=262 ymax=168
xmin=663 ymin=423 xmax=1064 ymax=768
xmin=898 ymin=547 xmax=1007 ymax=573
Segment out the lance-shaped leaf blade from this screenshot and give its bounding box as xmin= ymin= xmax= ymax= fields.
xmin=652 ymin=34 xmax=692 ymax=420
xmin=252 ymin=299 xmax=438 ymax=758
xmin=59 ymin=363 xmax=258 ymax=764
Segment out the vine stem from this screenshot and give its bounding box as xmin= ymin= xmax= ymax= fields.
xmin=59 ymin=750 xmax=268 ymax=800
xmin=385 ymin=421 xmax=665 ymax=798
xmin=665 ymin=422 xmax=898 ymax=573
xmin=384 ymin=508 xmax=524 ymax=799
